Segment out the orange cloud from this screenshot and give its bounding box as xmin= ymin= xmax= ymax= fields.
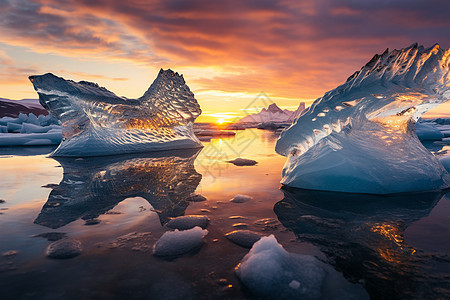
xmin=0 ymin=0 xmax=449 ymax=116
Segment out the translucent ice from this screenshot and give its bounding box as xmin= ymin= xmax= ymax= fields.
xmin=166 ymin=215 xmax=210 ymax=230
xmin=153 ymin=226 xmax=208 ymax=257
xmin=276 ymin=44 xmax=450 ymax=194
xmin=29 ymin=69 xmax=203 ymax=156
xmin=415 ymin=121 xmax=444 ymax=141
xmin=235 ymin=235 xmax=368 ymax=299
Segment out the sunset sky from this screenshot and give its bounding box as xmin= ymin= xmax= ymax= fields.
xmin=1 ymin=0 xmax=449 ymax=122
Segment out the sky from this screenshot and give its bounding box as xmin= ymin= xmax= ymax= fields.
xmin=0 ymin=0 xmax=449 ymax=123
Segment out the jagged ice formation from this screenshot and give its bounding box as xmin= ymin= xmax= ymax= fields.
xmin=276 ymin=44 xmax=450 ymax=194
xmin=29 ymin=69 xmax=203 ymax=156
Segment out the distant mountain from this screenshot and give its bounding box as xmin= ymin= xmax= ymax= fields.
xmin=0 ymin=98 xmax=47 ymax=118
xmin=238 ymin=102 xmax=305 ymax=123
xmin=287 ymin=102 xmax=306 ymax=122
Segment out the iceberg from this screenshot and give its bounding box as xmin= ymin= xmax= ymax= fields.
xmin=29 ymin=69 xmax=203 ymax=157
xmin=153 ymin=226 xmax=208 ymax=257
xmin=276 ymin=44 xmax=450 ymax=194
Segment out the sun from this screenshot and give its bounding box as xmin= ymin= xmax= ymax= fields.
xmin=216 ymin=118 xmax=225 ymax=125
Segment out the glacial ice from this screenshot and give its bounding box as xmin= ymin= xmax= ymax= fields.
xmin=230 ymin=194 xmax=253 ymax=203
xmin=415 ymin=121 xmax=444 ymax=141
xmin=166 ymin=215 xmax=210 ymax=230
xmin=0 ymin=113 xmax=62 ymax=146
xmin=235 ymin=235 xmax=368 ymax=299
xmin=225 ymin=229 xmax=263 ymax=248
xmin=276 ymin=44 xmax=450 ymax=194
xmin=227 ymin=158 xmax=258 ymax=166
xmin=29 ymin=69 xmax=203 ymax=156
xmin=46 ymin=238 xmax=82 ymax=259
xmin=153 ymin=226 xmax=208 ymax=257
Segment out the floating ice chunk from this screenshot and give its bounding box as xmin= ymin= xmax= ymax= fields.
xmin=230 ymin=194 xmax=253 ymax=203
xmin=235 ymin=235 xmax=368 ymax=299
xmin=439 ymin=156 xmax=450 ymax=173
xmin=0 ymin=131 xmax=62 ymax=146
xmin=6 ymin=122 xmax=21 ymax=133
xmin=32 ymin=232 xmax=67 ymax=241
xmin=166 ymin=215 xmax=210 ymax=230
xmin=46 ymin=238 xmax=82 ymax=259
xmin=0 ymin=116 xmax=20 ymax=126
xmin=232 ymin=223 xmax=249 ymax=229
xmin=415 ymin=122 xmax=444 ymax=141
xmin=29 ymin=69 xmax=203 ymax=157
xmin=225 ymin=230 xmax=263 ymax=248
xmin=227 ymin=158 xmax=258 ymax=166
xmin=27 ymin=113 xmax=39 ymax=125
xmin=185 ymin=193 xmax=207 ymax=202
xmin=18 ymin=113 xmax=27 ymax=122
xmin=236 ymin=235 xmax=324 ymax=299
xmin=276 ymin=44 xmax=450 ymax=194
xmin=153 ymin=226 xmax=208 ymax=257
xmin=19 ymin=123 xmax=57 ymax=134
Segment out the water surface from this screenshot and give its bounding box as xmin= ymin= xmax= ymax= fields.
xmin=0 ymin=129 xmax=449 ymax=299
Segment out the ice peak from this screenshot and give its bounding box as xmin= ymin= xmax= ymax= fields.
xmin=276 ymin=44 xmax=450 ymax=194
xmin=29 ymin=69 xmax=203 ymax=156
xmin=267 ymin=103 xmax=283 ymax=113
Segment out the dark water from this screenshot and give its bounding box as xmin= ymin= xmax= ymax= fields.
xmin=0 ymin=129 xmax=449 ymax=299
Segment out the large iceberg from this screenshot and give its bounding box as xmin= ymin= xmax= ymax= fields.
xmin=276 ymin=44 xmax=450 ymax=194
xmin=29 ymin=69 xmax=203 ymax=156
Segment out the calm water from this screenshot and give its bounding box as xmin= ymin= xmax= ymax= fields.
xmin=0 ymin=129 xmax=450 ymax=299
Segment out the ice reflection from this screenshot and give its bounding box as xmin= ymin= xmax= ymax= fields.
xmin=274 ymin=188 xmax=450 ymax=299
xmin=35 ymin=149 xmax=201 ymax=229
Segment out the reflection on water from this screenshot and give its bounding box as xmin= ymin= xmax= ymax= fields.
xmin=2 ymin=129 xmax=450 ymax=299
xmin=274 ymin=188 xmax=450 ymax=299
xmin=35 ymin=149 xmax=201 ymax=229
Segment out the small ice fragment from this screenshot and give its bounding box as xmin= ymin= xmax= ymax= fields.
xmin=225 ymin=230 xmax=263 ymax=248
xmin=235 ymin=235 xmax=368 ymax=299
xmin=32 ymin=232 xmax=66 ymax=241
xmin=46 ymin=238 xmax=82 ymax=259
xmin=229 ymin=216 xmax=247 ymax=220
xmin=227 ymin=158 xmax=258 ymax=166
xmin=230 ymin=194 xmax=253 ymax=203
xmin=415 ymin=122 xmax=444 ymax=141
xmin=84 ymin=219 xmax=101 ymax=226
xmin=185 ymin=193 xmax=207 ymax=202
xmin=166 ymin=215 xmax=210 ymax=230
xmin=232 ymin=223 xmax=249 ymax=229
xmin=7 ymin=122 xmax=22 ymax=133
xmin=153 ymin=226 xmax=208 ymax=257
xmin=2 ymin=250 xmax=18 ymax=257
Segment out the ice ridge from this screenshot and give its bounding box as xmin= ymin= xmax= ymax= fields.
xmin=29 ymin=69 xmax=203 ymax=156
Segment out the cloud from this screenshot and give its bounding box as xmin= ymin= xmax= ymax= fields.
xmin=62 ymin=71 xmax=129 ymax=81
xmin=0 ymin=50 xmax=38 ymax=84
xmin=0 ymin=0 xmax=449 ymax=100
